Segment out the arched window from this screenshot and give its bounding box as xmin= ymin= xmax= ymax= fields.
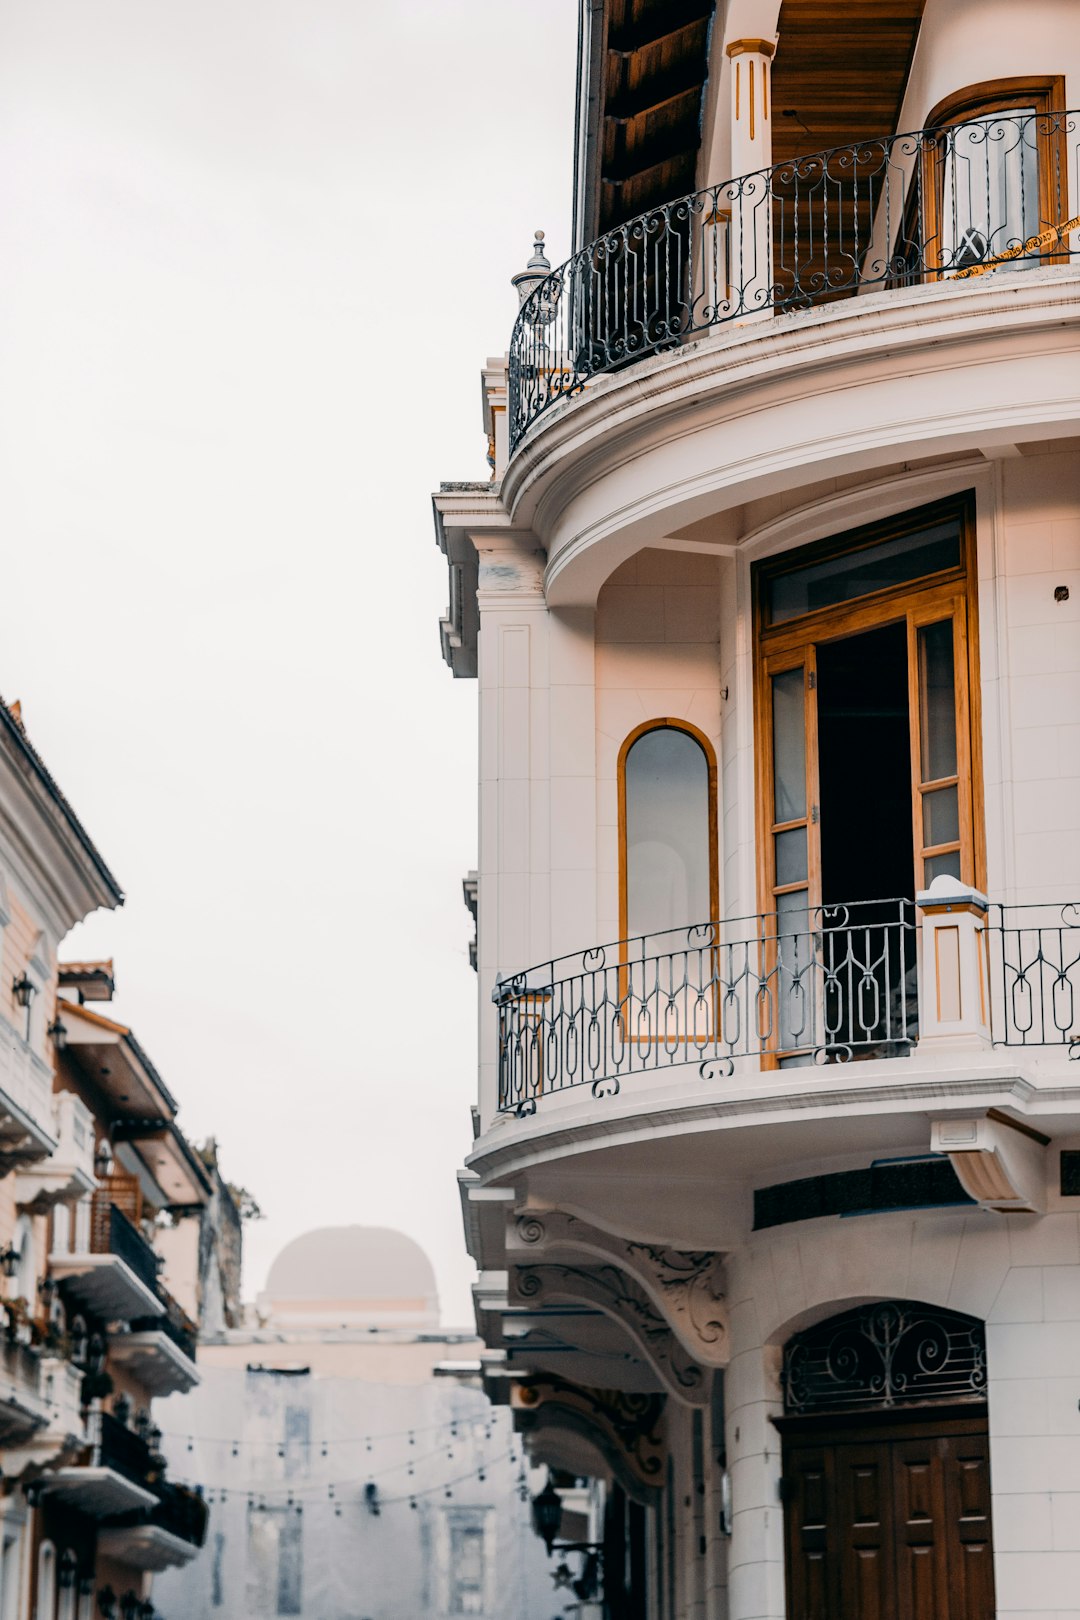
xmin=619 ymin=721 xmax=717 ymax=945
xmin=925 ymin=77 xmax=1068 ymax=275
xmin=36 ymin=1540 xmax=56 ymax=1620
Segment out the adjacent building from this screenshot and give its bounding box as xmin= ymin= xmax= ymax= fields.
xmin=153 ymin=1225 xmax=553 ymax=1620
xmin=438 ymin=4 xmax=1080 ymax=1617
xmin=0 ymin=696 xmax=226 ymax=1617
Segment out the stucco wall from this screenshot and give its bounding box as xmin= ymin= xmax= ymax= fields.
xmin=595 ymin=548 xmax=724 ymax=948
xmin=899 ymin=0 xmax=1080 ymax=137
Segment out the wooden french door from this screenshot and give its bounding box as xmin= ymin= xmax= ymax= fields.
xmin=760 ymin=586 xmax=979 ymax=915
xmin=783 ymin=1414 xmax=995 ymax=1620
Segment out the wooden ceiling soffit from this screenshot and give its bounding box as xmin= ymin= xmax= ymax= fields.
xmin=771 ymin=0 xmax=928 ymax=166
xmin=594 ymin=0 xmax=717 ymax=235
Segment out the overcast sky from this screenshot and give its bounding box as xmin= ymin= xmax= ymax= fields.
xmin=0 ymin=0 xmax=577 ymax=1324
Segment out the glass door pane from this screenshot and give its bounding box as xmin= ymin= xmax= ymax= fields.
xmin=769 ymin=662 xmax=819 ymax=1058
xmin=940 ymin=108 xmax=1040 ymax=271
xmin=913 ymin=615 xmax=963 ymax=886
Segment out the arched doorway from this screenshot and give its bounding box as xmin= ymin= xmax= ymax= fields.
xmin=777 ymin=1302 xmax=995 ymax=1620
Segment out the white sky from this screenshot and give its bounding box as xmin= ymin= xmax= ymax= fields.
xmin=0 ymin=0 xmax=578 ymax=1325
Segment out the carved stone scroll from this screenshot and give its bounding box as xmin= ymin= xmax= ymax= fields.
xmin=511 ymin=1376 xmax=666 ymax=1502
xmin=510 ymin=1262 xmax=709 ymax=1406
xmin=508 ymin=1211 xmax=728 ymax=1368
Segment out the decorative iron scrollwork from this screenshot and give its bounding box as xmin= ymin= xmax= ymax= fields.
xmin=783 ymin=1301 xmax=986 ymax=1414
xmin=508 ymin=110 xmax=1080 ymax=450
xmin=497 ymin=898 xmax=918 ymax=1113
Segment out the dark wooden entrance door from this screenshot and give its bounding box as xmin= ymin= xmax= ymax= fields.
xmin=782 ymin=1413 xmax=995 ymax=1620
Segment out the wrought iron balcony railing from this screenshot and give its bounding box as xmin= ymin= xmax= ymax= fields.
xmin=144 ymin=1480 xmax=209 ymax=1547
xmin=90 ymin=1196 xmax=161 ymax=1298
xmin=509 ymin=108 xmax=1080 ymax=449
xmin=495 ymin=899 xmax=918 ymax=1115
xmin=495 ymin=897 xmax=1080 ymax=1115
xmin=989 ymin=903 xmax=1080 ymax=1051
xmin=98 ymin=1409 xmax=155 ymax=1485
xmin=129 ymin=1301 xmax=197 ymax=1364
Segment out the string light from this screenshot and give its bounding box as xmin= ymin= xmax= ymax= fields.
xmin=162 ymin=1413 xmax=484 ymax=1453
xmin=166 ymin=1448 xmax=520 ymax=1509
xmin=171 ymin=1432 xmax=482 ymax=1496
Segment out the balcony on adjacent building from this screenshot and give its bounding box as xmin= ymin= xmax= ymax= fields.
xmin=494 ymin=887 xmax=1079 ymax=1118
xmin=14 ymin=1089 xmax=96 ymax=1211
xmin=508 ymin=108 xmax=1080 ymax=452
xmin=36 ymin=1409 xmax=160 ymax=1517
xmin=109 ymin=1299 xmax=199 ymax=1397
xmin=0 ymin=1008 xmax=61 ymax=1171
xmin=0 ymin=1336 xmax=54 ymax=1445
xmin=98 ymin=1479 xmax=209 ymax=1572
xmin=49 ymin=1191 xmax=164 ymax=1322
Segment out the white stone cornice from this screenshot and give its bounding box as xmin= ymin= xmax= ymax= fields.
xmin=495 ymin=268 xmax=1080 ymax=605
xmin=466 ymin=1063 xmax=1068 ymax=1197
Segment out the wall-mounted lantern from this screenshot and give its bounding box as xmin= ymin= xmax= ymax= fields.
xmin=12 ymin=974 xmax=35 ymax=1010
xmin=530 ymin=1476 xmax=563 ymax=1552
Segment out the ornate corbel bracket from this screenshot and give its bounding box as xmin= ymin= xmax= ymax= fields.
xmin=509 ymin=1261 xmax=709 ymax=1406
xmin=510 ymin=1376 xmax=665 ymax=1502
xmin=509 ymin=1211 xmax=728 ymax=1369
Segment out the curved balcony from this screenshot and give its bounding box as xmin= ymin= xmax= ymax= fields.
xmin=494 ymin=895 xmax=1080 ymax=1118
xmin=509 ymin=109 xmax=1080 ymax=452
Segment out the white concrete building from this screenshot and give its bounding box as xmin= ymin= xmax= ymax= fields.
xmin=437 ymin=3 xmax=1080 ymax=1616
xmin=152 ymin=1227 xmax=553 ymax=1620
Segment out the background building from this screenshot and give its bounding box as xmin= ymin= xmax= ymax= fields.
xmin=439 ymin=2 xmax=1080 ymax=1616
xmin=153 ymin=1225 xmax=554 ymax=1620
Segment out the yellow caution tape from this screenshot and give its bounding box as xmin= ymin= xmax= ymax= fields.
xmin=951 ymin=215 xmax=1080 ymax=278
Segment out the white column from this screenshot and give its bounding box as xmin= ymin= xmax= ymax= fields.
xmin=725 ymin=39 xmax=776 ymax=319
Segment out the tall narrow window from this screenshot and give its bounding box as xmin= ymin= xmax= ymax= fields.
xmin=449 ymin=1519 xmax=487 ymax=1615
xmin=620 ymin=723 xmax=717 ymax=947
xmin=276 ymin=1514 xmax=302 ymax=1617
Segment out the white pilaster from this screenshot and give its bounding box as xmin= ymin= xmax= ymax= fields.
xmin=476 ymin=538 xmax=549 ymax=1126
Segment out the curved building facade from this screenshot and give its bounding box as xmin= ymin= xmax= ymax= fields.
xmin=438 ymin=4 xmax=1080 ymax=1616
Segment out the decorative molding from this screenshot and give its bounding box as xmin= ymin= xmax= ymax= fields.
xmin=511 ymin=1375 xmax=665 ymax=1500
xmin=493 ymin=267 xmax=1080 ymax=607
xmin=625 ymin=1243 xmax=727 ymax=1359
xmin=511 ymin=1263 xmax=709 ymax=1405
xmin=726 ymin=37 xmax=777 ymax=58
xmin=509 ymin=1211 xmax=728 ymax=1368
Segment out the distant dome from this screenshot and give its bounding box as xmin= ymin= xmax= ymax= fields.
xmin=260 ymin=1227 xmax=439 ymax=1330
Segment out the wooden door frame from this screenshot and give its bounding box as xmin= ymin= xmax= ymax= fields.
xmin=752 ymin=492 xmax=985 ymax=932
xmin=775 ymin=1402 xmax=989 ymax=1444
